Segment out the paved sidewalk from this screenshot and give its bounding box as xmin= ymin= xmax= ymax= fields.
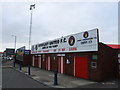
xmin=3 ymin=61 xmax=119 ymax=88
xmin=15 ymin=66 xmax=97 ymax=88
xmin=12 ymin=62 xmax=97 ymax=88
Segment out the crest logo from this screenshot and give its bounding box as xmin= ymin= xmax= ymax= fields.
xmin=68 ymin=36 xmax=75 ymax=46
xmin=83 ymin=32 xmax=89 ymax=38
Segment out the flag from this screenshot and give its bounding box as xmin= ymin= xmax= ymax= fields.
xmin=30 ymin=4 xmax=35 ymax=10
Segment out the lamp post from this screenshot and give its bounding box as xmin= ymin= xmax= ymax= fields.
xmin=12 ymin=35 xmax=16 ymax=67
xmin=29 ymin=4 xmax=35 ymax=50
xmin=12 ymin=35 xmax=16 ymax=50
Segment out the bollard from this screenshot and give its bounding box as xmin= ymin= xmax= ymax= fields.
xmin=28 ymin=65 xmax=31 ymax=75
xmin=13 ymin=54 xmax=16 ymax=67
xmin=13 ymin=60 xmax=15 ymax=67
xmin=54 ymin=70 xmax=58 ymax=85
xmin=19 ymin=63 xmax=22 ymax=71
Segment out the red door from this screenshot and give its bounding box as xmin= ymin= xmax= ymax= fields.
xmin=75 ymin=56 xmax=89 ymax=79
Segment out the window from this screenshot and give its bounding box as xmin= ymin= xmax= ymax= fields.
xmin=91 ymin=62 xmax=97 ymax=68
xmin=92 ymin=55 xmax=98 ymax=60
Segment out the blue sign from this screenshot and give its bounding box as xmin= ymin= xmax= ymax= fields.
xmin=25 ymin=50 xmax=30 ymax=55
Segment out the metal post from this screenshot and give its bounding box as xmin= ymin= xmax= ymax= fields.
xmin=29 ymin=10 xmax=33 ymax=50
xmin=29 ymin=4 xmax=35 ymax=50
xmin=19 ymin=62 xmax=22 ymax=71
xmin=12 ymin=35 xmax=17 ymax=67
xmin=28 ymin=65 xmax=31 ymax=75
xmin=14 ymin=37 xmax=16 ymax=67
xmin=54 ymin=70 xmax=58 ymax=85
xmin=12 ymin=35 xmax=17 ymax=50
xmin=15 ymin=36 xmax=16 ymax=50
xmin=13 ymin=60 xmax=15 ymax=67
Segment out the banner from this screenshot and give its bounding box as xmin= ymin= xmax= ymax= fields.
xmin=31 ymin=28 xmax=99 ymax=54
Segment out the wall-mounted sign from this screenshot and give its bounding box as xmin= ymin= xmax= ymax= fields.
xmin=25 ymin=50 xmax=30 ymax=55
xmin=57 ymin=54 xmax=65 ymax=56
xmin=31 ymin=28 xmax=99 ymax=54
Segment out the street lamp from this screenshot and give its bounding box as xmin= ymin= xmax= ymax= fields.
xmin=29 ymin=4 xmax=35 ymax=50
xmin=12 ymin=35 xmax=16 ymax=50
xmin=11 ymin=35 xmax=16 ymax=67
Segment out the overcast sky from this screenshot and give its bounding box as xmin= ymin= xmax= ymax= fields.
xmin=1 ymin=1 xmax=118 ymax=51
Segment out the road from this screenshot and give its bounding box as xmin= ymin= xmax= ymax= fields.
xmin=2 ymin=67 xmax=50 ymax=89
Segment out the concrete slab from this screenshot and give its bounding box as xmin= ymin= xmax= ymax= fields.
xmin=43 ymin=82 xmax=65 ymax=88
xmin=32 ymin=76 xmax=40 ymax=79
xmin=71 ymin=80 xmax=96 ymax=86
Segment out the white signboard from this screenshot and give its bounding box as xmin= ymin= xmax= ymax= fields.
xmin=31 ymin=28 xmax=99 ymax=54
xmin=57 ymin=54 xmax=65 ymax=56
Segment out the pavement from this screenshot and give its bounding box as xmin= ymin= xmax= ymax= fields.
xmin=2 ymin=60 xmax=120 ymax=88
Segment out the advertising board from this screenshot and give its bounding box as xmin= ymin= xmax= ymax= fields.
xmin=16 ymin=46 xmax=25 ymax=61
xmin=31 ymin=28 xmax=99 ymax=54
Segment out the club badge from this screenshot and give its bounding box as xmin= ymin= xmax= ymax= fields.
xmin=83 ymin=31 xmax=89 ymax=38
xmin=68 ymin=36 xmax=75 ymax=46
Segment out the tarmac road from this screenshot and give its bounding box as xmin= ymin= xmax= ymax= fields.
xmin=2 ymin=67 xmax=50 ymax=89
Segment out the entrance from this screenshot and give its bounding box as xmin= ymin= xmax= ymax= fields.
xmin=41 ymin=55 xmax=47 ymax=70
xmin=50 ymin=56 xmax=58 ymax=71
xmin=75 ymin=56 xmax=89 ymax=79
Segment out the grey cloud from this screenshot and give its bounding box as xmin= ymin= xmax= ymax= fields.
xmin=2 ymin=2 xmax=118 ymax=51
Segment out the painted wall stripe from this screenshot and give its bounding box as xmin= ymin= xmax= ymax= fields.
xmin=58 ymin=57 xmax=61 ymax=73
xmin=61 ymin=56 xmax=64 ymax=74
xmin=39 ymin=56 xmax=41 ymax=68
xmin=38 ymin=56 xmax=41 ymax=68
xmin=32 ymin=56 xmax=34 ymax=67
xmin=48 ymin=56 xmax=51 ymax=70
xmin=38 ymin=56 xmax=40 ymax=68
xmin=74 ymin=56 xmax=76 ymax=76
xmin=46 ymin=57 xmax=48 ymax=70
